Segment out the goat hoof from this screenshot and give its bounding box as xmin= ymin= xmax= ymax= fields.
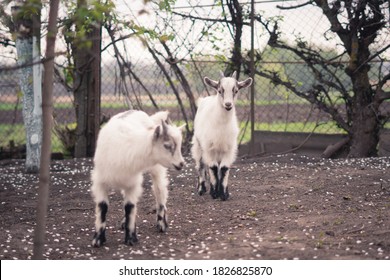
xmin=221 ymin=192 xmax=230 ymax=201
xmin=157 ymin=223 xmax=168 ymax=233
xmin=210 ymin=191 xmax=219 ymax=199
xmin=92 ymin=233 xmax=106 ymax=247
xmin=210 ymin=186 xmax=219 ymax=199
xmin=198 ymin=182 xmax=207 ymax=196
xmin=157 ymin=211 xmax=168 ymax=232
xmin=157 ymin=216 xmax=168 ymax=232
xmin=124 ymin=233 xmax=138 ymax=246
xmin=92 ymin=238 xmax=101 ymax=247
xmin=198 ymin=188 xmax=206 ymax=196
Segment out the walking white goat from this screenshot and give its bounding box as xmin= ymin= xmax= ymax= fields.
xmin=191 ymin=71 xmax=252 ymax=201
xmin=91 ymin=110 xmax=185 ymax=247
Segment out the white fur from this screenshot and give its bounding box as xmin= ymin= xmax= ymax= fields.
xmin=91 ymin=110 xmax=185 ymax=247
xmin=191 ymin=71 xmax=252 ymax=200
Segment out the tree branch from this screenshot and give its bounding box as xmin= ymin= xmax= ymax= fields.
xmin=277 ymin=1 xmax=314 ymax=10
xmin=353 ymin=44 xmax=390 ymax=74
xmin=172 ymin=11 xmax=231 ymax=24
xmin=252 ymin=66 xmax=350 ymax=133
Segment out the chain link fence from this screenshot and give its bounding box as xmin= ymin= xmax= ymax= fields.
xmin=1 ymin=0 xmax=389 ymax=158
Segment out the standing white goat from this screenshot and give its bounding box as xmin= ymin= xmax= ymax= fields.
xmin=191 ymin=71 xmax=252 ymax=201
xmin=91 ymin=110 xmax=185 ymax=247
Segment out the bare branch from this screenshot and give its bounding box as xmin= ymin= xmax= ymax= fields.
xmin=277 ymin=1 xmax=314 ymax=10
xmin=0 ymin=51 xmax=66 ymax=73
xmin=252 ymin=66 xmax=350 ymax=133
xmin=101 ymin=32 xmax=136 ymax=53
xmin=353 ymin=44 xmax=390 ymax=74
xmin=172 ymin=11 xmax=231 ymax=24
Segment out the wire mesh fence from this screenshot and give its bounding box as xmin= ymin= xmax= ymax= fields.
xmin=0 ymin=0 xmax=389 ymax=158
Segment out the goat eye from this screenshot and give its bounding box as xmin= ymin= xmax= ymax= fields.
xmin=164 ymin=143 xmax=172 ymax=150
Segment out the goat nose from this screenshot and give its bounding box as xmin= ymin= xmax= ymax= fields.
xmin=225 ymin=102 xmax=233 ymax=110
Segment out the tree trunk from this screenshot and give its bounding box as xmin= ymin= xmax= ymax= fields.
xmin=12 ymin=3 xmax=42 ymax=173
xmin=74 ymin=12 xmax=101 ymax=158
xmin=346 ymin=39 xmax=380 ymax=157
xmin=349 ymin=106 xmax=379 ymax=157
xmin=348 ymin=69 xmax=380 ymax=157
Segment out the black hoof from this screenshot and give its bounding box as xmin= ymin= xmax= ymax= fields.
xmin=92 ymin=230 xmax=106 ymax=247
xmin=198 ymin=181 xmax=207 ymax=196
xmin=220 ymin=191 xmax=230 ymax=201
xmin=124 ymin=233 xmax=138 ymax=246
xmin=157 ymin=222 xmax=168 ymax=233
xmin=210 ymin=184 xmax=221 ymax=199
xmin=157 ymin=214 xmax=168 ymax=232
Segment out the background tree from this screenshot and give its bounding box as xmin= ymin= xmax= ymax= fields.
xmin=253 ymin=0 xmax=390 ymax=157
xmin=1 ymin=0 xmax=43 ymax=172
xmin=61 ymin=0 xmax=112 ymax=158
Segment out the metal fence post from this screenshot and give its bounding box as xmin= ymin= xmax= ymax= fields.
xmin=249 ymin=0 xmax=256 ymax=156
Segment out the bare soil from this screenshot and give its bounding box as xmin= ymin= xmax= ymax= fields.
xmin=1 ymin=154 xmax=389 ymax=260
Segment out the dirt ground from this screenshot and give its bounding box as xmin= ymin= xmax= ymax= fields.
xmin=0 ymin=154 xmax=389 ymax=260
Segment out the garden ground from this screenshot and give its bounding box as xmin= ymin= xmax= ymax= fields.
xmin=0 ymin=154 xmax=389 ymax=260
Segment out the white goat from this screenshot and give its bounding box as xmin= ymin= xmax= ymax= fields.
xmin=191 ymin=71 xmax=252 ymax=201
xmin=91 ymin=110 xmax=185 ymax=247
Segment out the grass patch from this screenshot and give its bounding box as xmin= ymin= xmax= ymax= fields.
xmin=239 ymin=121 xmax=346 ymax=143
xmin=0 ymin=124 xmax=65 ymax=153
xmin=1 ymin=120 xmax=347 ymax=155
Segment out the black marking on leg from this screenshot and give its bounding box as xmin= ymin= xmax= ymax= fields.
xmin=197 ymin=158 xmax=207 ymax=195
xmin=124 ymin=203 xmax=138 ymax=246
xmin=92 ymin=202 xmax=108 ymax=247
xmin=209 ymin=165 xmax=219 ymax=199
xmin=220 ymin=166 xmax=230 ymax=201
xmin=99 ymin=201 xmax=108 ymax=223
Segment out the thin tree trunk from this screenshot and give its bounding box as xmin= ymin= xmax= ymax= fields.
xmin=33 ymin=0 xmax=60 ymax=260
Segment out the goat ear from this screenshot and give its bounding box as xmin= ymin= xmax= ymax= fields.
xmin=204 ymin=77 xmax=219 ymax=90
xmin=154 ymin=125 xmax=161 ymax=141
xmin=231 ymin=71 xmax=237 ymax=79
xmin=153 ymin=121 xmax=168 ymax=141
xmin=151 ymin=111 xmax=170 ymax=125
xmin=219 ymin=70 xmax=225 ymax=78
xmin=238 ymin=77 xmax=253 ymax=89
